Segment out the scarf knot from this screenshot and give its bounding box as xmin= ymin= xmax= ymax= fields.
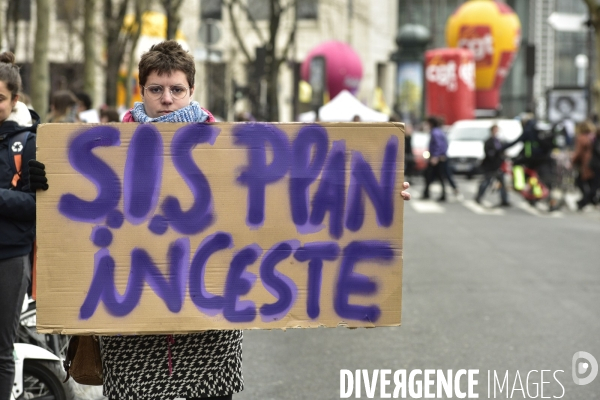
xmin=131 ymin=101 xmax=210 ymax=123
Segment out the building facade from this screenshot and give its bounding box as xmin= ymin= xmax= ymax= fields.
xmin=3 ymin=0 xmax=592 ymax=122
xmin=3 ymin=0 xmax=401 ymax=122
xmin=398 ymin=0 xmax=591 ymax=120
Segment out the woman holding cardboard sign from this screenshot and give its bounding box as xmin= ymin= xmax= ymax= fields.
xmin=103 ymin=40 xmax=410 ymax=400
xmin=0 ymin=52 xmax=48 ymax=400
xmin=102 ymin=41 xmax=242 ymax=400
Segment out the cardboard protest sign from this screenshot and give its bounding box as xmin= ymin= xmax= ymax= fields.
xmin=36 ymin=122 xmax=404 ymax=335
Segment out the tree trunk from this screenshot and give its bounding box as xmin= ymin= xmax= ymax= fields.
xmin=594 ymin=25 xmax=600 ymax=118
xmin=104 ymin=0 xmax=130 ymax=107
xmin=105 ymin=38 xmax=121 ymax=107
xmin=162 ymin=0 xmax=183 ymax=40
xmin=264 ymin=0 xmax=281 ymax=121
xmin=31 ymin=0 xmax=50 ymax=121
xmin=0 ymin=0 xmax=4 ymax=52
xmin=225 ymin=0 xmax=297 ymax=121
xmin=125 ymin=0 xmax=149 ymax=108
xmin=83 ymin=0 xmax=96 ymax=101
xmin=6 ymin=0 xmax=19 ymax=54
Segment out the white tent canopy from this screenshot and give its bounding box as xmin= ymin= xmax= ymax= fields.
xmin=298 ymin=90 xmax=389 ymax=122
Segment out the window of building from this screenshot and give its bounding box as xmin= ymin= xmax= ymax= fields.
xmin=201 ymin=0 xmax=222 ymax=20
xmin=248 ymin=0 xmax=270 ymax=21
xmin=297 ymin=0 xmax=318 ymax=20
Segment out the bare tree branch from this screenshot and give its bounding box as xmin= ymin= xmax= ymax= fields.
xmin=32 ymin=0 xmax=49 ymax=120
xmin=125 ymin=0 xmax=150 ymax=107
xmin=276 ymin=0 xmax=297 ymax=66
xmin=224 ymin=0 xmax=253 ymax=63
xmin=83 ymin=0 xmax=96 ymax=98
xmin=232 ymin=0 xmax=266 ymax=42
xmin=160 ymin=0 xmax=184 ymax=39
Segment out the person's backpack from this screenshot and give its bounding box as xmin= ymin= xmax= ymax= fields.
xmin=534 ymin=123 xmax=557 ymax=155
xmin=7 ymin=130 xmax=31 ymax=189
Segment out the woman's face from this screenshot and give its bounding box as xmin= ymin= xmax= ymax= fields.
xmin=141 ymin=70 xmax=194 ymax=118
xmin=0 ymin=81 xmax=17 ymax=123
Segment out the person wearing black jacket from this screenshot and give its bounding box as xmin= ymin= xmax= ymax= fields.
xmin=0 ymin=52 xmax=48 ymax=399
xmin=475 ymin=124 xmax=510 ymax=206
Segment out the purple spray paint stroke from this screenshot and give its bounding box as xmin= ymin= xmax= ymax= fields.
xmin=334 ymin=240 xmax=394 ymax=322
xmin=293 ymin=241 xmax=340 ymax=319
xmin=189 ymin=232 xmax=234 ymax=317
xmin=58 ymin=126 xmax=122 ymax=223
xmin=80 ymin=239 xmax=190 ymax=319
xmin=345 ymin=135 xmax=398 ymax=231
xmin=230 ymin=243 xmax=260 ymax=312
xmin=233 ymin=124 xmax=291 ymax=230
xmin=295 ymin=222 xmax=326 ymax=235
xmin=289 ymin=124 xmax=329 ymax=228
xmin=223 ymin=244 xmax=261 ymax=323
xmin=148 ymin=215 xmax=168 ymax=235
xmin=79 ymin=248 xmax=145 ymax=319
xmin=206 ymin=125 xmax=220 ymax=145
xmin=259 ymin=240 xmax=300 ymax=323
xmin=91 ymin=225 xmax=113 ymax=247
xmin=298 ymin=139 xmax=346 ymax=236
xmin=106 ymin=210 xmax=124 ymax=229
xmin=130 ymin=237 xmax=190 ymax=313
xmin=161 ymin=124 xmax=218 ymax=235
xmin=308 ymin=140 xmax=347 ymax=239
xmin=123 ymin=124 xmax=164 ymax=225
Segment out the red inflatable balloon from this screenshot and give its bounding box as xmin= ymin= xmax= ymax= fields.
xmin=301 ymin=41 xmax=363 ymax=99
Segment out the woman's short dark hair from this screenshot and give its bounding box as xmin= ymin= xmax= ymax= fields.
xmin=0 ymin=52 xmax=21 ymax=99
xmin=426 ymin=116 xmax=441 ymax=128
xmin=138 ymin=40 xmax=195 ymax=89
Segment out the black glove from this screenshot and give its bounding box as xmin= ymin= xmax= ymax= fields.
xmin=26 ymin=159 xmax=49 ymax=191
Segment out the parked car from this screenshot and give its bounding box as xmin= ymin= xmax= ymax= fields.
xmin=446 ymin=119 xmax=523 ymax=178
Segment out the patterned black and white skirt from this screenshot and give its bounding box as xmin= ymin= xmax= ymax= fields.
xmin=101 ymin=330 xmax=243 ymax=399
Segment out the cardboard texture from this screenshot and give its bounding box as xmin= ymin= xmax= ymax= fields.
xmin=36 ymin=122 xmax=405 ymax=335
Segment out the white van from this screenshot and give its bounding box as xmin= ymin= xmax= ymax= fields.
xmin=446 ymin=119 xmax=523 ymax=177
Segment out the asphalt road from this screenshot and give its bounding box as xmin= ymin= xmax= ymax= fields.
xmin=236 ymin=177 xmax=600 ymax=400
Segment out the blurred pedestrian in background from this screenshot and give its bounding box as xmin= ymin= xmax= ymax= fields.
xmin=576 ymin=125 xmax=600 ymax=210
xmin=389 ymin=114 xmax=415 ymax=182
xmin=75 ymin=91 xmax=100 ymax=122
xmin=475 ymin=124 xmax=510 ymax=207
xmin=46 ymin=90 xmax=78 ymax=123
xmin=422 ymin=116 xmax=448 ymax=201
xmin=571 ymin=121 xmax=596 ymax=209
xmin=442 ymin=152 xmax=461 ymax=200
xmin=75 ymin=92 xmax=92 ymax=115
xmin=99 ymin=107 xmax=120 ymax=123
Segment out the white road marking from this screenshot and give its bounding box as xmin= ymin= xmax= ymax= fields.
xmin=462 ymin=200 xmax=505 ymax=215
xmin=410 ymin=200 xmax=446 ymax=213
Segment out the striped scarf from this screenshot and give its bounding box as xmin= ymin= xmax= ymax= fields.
xmin=131 ymin=101 xmax=210 ymax=123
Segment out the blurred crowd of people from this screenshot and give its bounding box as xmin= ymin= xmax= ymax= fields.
xmin=18 ymin=89 xmax=121 ymax=124
xmin=403 ymin=113 xmax=600 ymax=212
